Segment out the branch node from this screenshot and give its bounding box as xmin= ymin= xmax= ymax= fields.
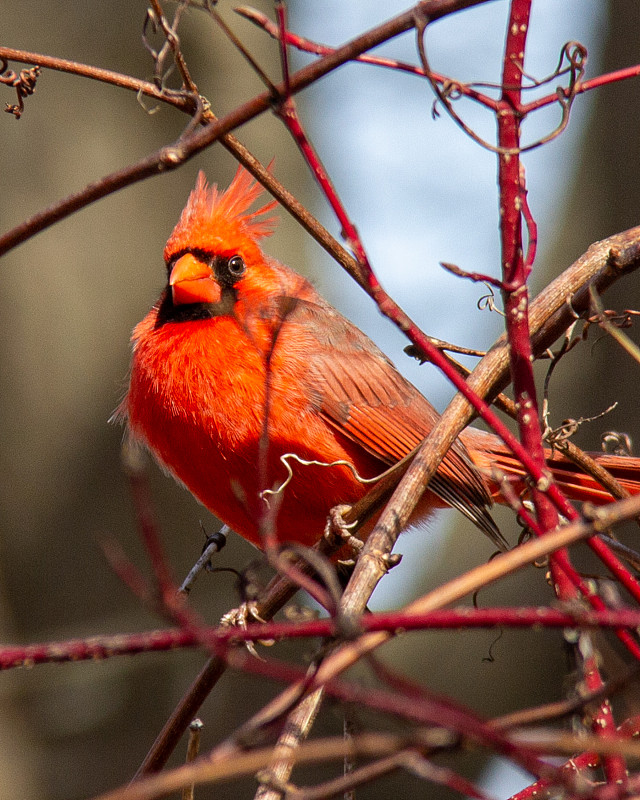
xmin=383 ymin=552 xmax=403 ymax=570
xmin=160 ymin=146 xmax=184 ymax=167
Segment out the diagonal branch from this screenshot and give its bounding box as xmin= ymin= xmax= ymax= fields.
xmin=134 ymin=224 xmax=640 ymax=776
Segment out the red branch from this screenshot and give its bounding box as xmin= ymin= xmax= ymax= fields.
xmin=495 ymin=2 xmax=626 ymax=786
xmin=5 ymin=606 xmax=640 ymax=670
xmin=521 ymin=63 xmax=640 ymax=114
xmin=227 ymin=651 xmax=583 ymax=790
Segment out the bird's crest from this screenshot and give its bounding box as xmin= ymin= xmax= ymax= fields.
xmin=164 ymin=166 xmax=278 ymax=261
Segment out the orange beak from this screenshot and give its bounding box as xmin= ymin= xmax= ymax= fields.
xmin=169 ymin=253 xmax=222 ymax=306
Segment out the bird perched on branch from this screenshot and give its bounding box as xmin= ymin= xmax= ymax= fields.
xmin=121 ymin=166 xmax=640 ymax=553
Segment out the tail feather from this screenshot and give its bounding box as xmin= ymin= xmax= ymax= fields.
xmin=463 ymin=428 xmax=640 ymax=506
xmin=540 ymin=455 xmax=640 ymax=504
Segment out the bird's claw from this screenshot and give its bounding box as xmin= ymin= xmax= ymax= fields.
xmin=325 ymin=504 xmax=364 ymax=559
xmin=220 ymin=600 xmax=264 ymax=628
xmin=220 ymin=602 xmax=274 ymax=656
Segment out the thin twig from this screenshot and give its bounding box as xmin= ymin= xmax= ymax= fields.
xmin=0 ymin=46 xmax=196 ymax=113
xmin=181 ymin=719 xmax=203 ymax=800
xmin=148 ymin=0 xmax=199 ymax=94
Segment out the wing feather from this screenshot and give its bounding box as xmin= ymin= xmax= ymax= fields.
xmin=287 ymin=297 xmax=505 ymax=548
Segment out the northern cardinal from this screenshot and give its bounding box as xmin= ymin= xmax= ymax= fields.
xmin=122 ymin=167 xmax=640 ymax=552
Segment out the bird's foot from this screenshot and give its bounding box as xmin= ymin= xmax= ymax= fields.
xmin=220 ymin=602 xmax=274 ymax=656
xmin=325 ymin=504 xmax=363 ymax=564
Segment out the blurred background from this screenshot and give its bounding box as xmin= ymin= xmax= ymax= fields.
xmin=1 ymin=1 xmax=639 ymax=797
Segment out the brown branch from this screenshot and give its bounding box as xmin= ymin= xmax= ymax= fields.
xmin=133 ymin=224 xmax=640 ymax=776
xmin=0 ymin=48 xmax=350 ymax=278
xmin=0 ymin=46 xmax=196 ymax=113
xmin=287 ymin=749 xmax=492 ymax=800
xmin=254 ymin=688 xmax=324 ymax=800
xmin=101 ymin=732 xmax=441 ymax=800
xmin=0 ymin=0 xmax=492 ymax=259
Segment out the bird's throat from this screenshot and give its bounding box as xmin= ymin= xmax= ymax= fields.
xmin=154 ymin=288 xmax=236 ymax=327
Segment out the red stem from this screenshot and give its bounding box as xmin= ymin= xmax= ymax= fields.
xmin=521 ymin=63 xmax=640 ymax=114
xmin=6 ymin=606 xmax=640 ymax=670
xmin=497 ymin=3 xmax=626 ymax=786
xmin=497 ymin=0 xmax=555 ymax=537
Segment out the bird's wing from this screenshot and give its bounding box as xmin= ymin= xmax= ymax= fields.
xmin=288 ymin=298 xmax=505 ymax=548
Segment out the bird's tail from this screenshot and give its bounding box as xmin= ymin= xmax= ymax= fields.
xmin=464 ymin=428 xmax=640 ymax=507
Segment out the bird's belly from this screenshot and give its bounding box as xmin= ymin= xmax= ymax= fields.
xmin=128 ymin=377 xmax=383 ymax=549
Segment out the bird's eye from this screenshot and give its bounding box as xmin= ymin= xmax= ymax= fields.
xmin=227 ymin=255 xmax=245 ymax=277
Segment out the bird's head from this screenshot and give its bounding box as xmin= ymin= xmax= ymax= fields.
xmin=161 ymin=167 xmax=280 ymax=319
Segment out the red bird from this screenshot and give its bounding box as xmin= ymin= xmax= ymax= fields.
xmin=122 ymin=167 xmax=640 ymax=552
